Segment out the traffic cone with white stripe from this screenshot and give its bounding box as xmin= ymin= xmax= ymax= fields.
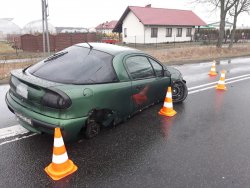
xmin=216 ymin=70 xmax=227 ymax=90
xmin=45 ymin=127 xmax=77 ymax=181
xmin=209 ymin=60 xmax=217 ymax=76
xmin=159 ymin=87 xmax=177 ymax=117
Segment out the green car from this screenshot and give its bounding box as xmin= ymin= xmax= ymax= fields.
xmin=5 ymin=43 xmax=187 ymax=140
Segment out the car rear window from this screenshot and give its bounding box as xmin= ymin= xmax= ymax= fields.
xmin=28 ymin=46 xmax=118 ymax=84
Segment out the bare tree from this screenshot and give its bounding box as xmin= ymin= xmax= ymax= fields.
xmin=229 ymin=0 xmax=250 ymax=48
xmin=217 ymin=0 xmax=238 ymax=47
xmin=193 ymin=0 xmax=238 ymax=48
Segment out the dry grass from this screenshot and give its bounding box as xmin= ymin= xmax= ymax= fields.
xmin=0 ymin=42 xmax=43 ymax=60
xmin=147 ymin=43 xmax=250 ymax=64
xmin=0 ymin=42 xmax=16 ymax=53
xmin=0 ymin=62 xmax=35 ymax=83
xmin=0 ymin=42 xmax=42 ymax=83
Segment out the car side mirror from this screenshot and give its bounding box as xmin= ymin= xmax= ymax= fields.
xmin=164 ymin=69 xmax=171 ymax=77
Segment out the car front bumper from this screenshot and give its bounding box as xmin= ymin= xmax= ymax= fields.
xmin=5 ymin=91 xmax=88 ymax=140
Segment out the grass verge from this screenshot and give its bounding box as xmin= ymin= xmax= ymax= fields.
xmin=0 ymin=62 xmax=35 ymax=84
xmin=146 ymin=43 xmax=250 ymax=64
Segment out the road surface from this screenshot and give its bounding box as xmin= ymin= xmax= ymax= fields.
xmin=1 ymin=56 xmax=250 ymax=187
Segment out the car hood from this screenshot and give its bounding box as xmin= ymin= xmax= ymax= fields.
xmin=164 ymin=66 xmax=183 ymax=80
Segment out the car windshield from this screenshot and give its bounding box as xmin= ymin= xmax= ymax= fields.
xmin=28 ymin=45 xmax=118 ymax=84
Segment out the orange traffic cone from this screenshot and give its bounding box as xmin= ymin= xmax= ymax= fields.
xmin=209 ymin=60 xmax=217 ymax=76
xmin=216 ymin=70 xmax=227 ymax=90
xmin=45 ymin=128 xmax=78 ymax=181
xmin=159 ymin=87 xmax=177 ymax=117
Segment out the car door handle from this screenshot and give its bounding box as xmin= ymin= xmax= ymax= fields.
xmin=135 ymin=86 xmax=142 ymax=90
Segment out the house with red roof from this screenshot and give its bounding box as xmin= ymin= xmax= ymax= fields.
xmin=113 ymin=5 xmax=206 ymax=44
xmin=96 ymin=20 xmax=118 ymax=34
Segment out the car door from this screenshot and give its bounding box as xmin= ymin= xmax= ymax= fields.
xmin=124 ymin=55 xmax=157 ymax=113
xmin=147 ymin=57 xmax=171 ymax=101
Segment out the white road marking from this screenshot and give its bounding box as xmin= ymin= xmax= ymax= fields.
xmin=0 ymin=125 xmax=29 ymax=139
xmin=189 ymin=86 xmax=215 ymax=94
xmin=0 ymin=124 xmax=37 ymax=147
xmin=188 ymin=74 xmax=250 ymax=91
xmin=189 ymin=76 xmax=250 ymax=94
xmin=0 ymin=133 xmax=37 ymax=147
xmin=1 ymin=74 xmax=250 ymax=146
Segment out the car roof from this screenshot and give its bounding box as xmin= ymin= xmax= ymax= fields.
xmin=74 ymin=42 xmax=140 ymax=55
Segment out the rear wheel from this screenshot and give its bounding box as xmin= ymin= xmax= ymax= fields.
xmin=85 ymin=119 xmax=101 ymax=139
xmin=172 ymin=81 xmax=188 ymax=103
xmin=83 ymin=109 xmax=117 ymax=139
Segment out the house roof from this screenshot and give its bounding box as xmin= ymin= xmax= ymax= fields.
xmin=113 ymin=6 xmax=206 ymax=32
xmin=96 ymin=20 xmax=118 ymax=30
xmin=56 ymin=27 xmax=88 ymax=33
xmin=208 ymin=21 xmax=233 ymax=28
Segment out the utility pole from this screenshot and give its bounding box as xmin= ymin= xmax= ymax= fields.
xmin=41 ymin=0 xmax=45 ymax=56
xmin=44 ymin=0 xmax=50 ymax=55
xmin=41 ymin=0 xmax=50 ymax=56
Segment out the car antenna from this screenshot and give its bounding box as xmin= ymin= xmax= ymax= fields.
xmin=86 ymin=42 xmax=93 ymax=50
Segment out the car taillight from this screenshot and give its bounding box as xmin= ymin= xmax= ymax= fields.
xmin=41 ymin=90 xmax=71 ymax=109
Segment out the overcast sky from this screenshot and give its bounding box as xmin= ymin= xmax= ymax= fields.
xmin=1 ymin=0 xmax=250 ymax=28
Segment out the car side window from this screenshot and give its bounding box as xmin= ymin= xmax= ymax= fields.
xmin=148 ymin=58 xmax=163 ymax=77
xmin=125 ymin=56 xmax=155 ymax=80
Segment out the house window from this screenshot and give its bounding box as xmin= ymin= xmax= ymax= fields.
xmin=151 ymin=28 xmax=158 ymax=38
xmin=177 ymin=28 xmax=182 ymax=37
xmin=166 ymin=28 xmax=172 ymax=37
xmin=124 ymin=28 xmax=127 ymax=38
xmin=186 ymin=28 xmax=192 ymax=37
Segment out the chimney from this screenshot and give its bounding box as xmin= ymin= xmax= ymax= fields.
xmin=145 ymin=4 xmax=151 ymax=8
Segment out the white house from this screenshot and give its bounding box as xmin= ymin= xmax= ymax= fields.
xmin=96 ymin=20 xmax=118 ymax=34
xmin=113 ymin=5 xmax=206 ymax=44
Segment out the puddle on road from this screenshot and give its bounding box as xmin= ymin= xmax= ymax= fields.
xmin=172 ymin=57 xmax=250 ymax=87
xmin=160 ymin=116 xmax=175 ymax=139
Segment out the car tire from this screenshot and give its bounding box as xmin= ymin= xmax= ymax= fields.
xmin=85 ymin=120 xmax=101 ymax=139
xmin=172 ymin=80 xmax=188 ymax=103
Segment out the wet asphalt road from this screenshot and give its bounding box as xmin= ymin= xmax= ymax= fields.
xmin=1 ymin=57 xmax=250 ymax=187
xmin=0 ymin=85 xmax=16 ymax=128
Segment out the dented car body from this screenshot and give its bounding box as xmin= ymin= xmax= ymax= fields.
xmin=5 ymin=43 xmax=187 ymax=140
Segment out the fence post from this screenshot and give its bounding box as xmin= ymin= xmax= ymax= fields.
xmin=134 ymin=36 xmax=136 ymax=48
xmin=174 ymin=35 xmax=176 ymax=47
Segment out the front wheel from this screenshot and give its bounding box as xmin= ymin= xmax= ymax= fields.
xmin=172 ymin=81 xmax=188 ymax=103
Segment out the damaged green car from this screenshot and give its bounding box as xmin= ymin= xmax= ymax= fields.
xmin=5 ymin=43 xmax=187 ymax=140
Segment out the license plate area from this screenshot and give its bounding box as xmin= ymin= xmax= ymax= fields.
xmin=16 ymin=83 xmax=28 ymax=99
xmin=15 ymin=112 xmax=32 ymax=125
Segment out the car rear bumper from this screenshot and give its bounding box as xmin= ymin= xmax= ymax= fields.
xmin=5 ymin=91 xmax=88 ymax=140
